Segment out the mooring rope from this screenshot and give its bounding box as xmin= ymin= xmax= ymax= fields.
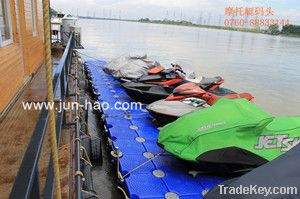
xmin=80 ymin=145 xmax=93 ymax=167
xmin=117 ymin=186 xmax=130 ymax=199
xmin=78 ymin=51 xmax=104 ymax=62
xmin=81 ymin=189 xmax=101 ymax=199
xmin=122 ymin=151 xmax=165 ymax=178
xmin=113 ymin=149 xmax=165 ymax=182
xmin=42 ymin=0 xmax=62 ymax=198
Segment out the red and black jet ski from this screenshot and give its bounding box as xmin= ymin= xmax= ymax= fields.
xmin=147 ymin=82 xmax=255 ymax=126
xmin=166 ymin=82 xmax=255 ymax=104
xmin=122 ymin=66 xmax=227 ymax=104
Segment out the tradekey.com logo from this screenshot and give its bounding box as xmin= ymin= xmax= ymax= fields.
xmin=254 ymin=135 xmax=300 ymax=152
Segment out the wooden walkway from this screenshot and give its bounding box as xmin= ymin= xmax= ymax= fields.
xmin=0 ymin=62 xmax=71 ymax=199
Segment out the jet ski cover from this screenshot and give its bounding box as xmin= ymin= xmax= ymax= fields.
xmin=158 ymin=98 xmax=300 ymax=174
xmin=103 ymin=54 xmax=160 ymax=79
xmin=204 ymin=143 xmax=300 ymax=198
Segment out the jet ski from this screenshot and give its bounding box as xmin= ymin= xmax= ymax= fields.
xmin=147 ymin=83 xmax=255 ymax=126
xmin=158 ymin=98 xmax=300 ymax=175
xmin=205 ymin=144 xmax=300 ymax=198
xmin=103 ymin=54 xmax=160 ymax=80
xmin=166 ymin=82 xmax=255 ymax=105
xmin=122 ymin=81 xmax=177 ymax=104
xmin=123 ymin=64 xmax=224 ymax=86
xmin=122 ymin=76 xmax=227 ymax=104
xmin=120 ymin=64 xmax=187 ymax=83
xmin=147 ymin=98 xmax=209 ymax=126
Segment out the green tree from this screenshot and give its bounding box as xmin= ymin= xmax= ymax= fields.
xmin=268 ymin=24 xmax=279 ymax=35
xmin=139 ymin=18 xmax=150 ymax=22
xmin=282 ymin=25 xmax=300 ymax=35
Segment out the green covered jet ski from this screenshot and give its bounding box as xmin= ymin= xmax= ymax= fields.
xmin=158 ymin=98 xmax=300 ymax=175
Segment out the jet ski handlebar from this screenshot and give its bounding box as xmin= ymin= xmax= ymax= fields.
xmin=171 ymin=63 xmax=186 ymax=75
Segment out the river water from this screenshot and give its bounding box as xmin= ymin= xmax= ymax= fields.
xmin=78 ymin=19 xmax=300 ymax=116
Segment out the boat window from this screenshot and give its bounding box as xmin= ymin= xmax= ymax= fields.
xmin=0 ymin=0 xmax=13 ymax=47
xmin=31 ymin=0 xmax=37 ymax=36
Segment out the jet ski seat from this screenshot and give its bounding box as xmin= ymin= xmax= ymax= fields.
xmin=199 ymin=76 xmax=224 ymax=90
xmin=138 ymin=74 xmax=165 ymax=82
xmin=147 ymin=66 xmax=165 ymax=74
xmin=136 ymin=70 xmax=181 ymax=83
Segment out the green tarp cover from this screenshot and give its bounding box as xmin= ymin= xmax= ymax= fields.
xmin=158 ymin=98 xmax=300 ymax=172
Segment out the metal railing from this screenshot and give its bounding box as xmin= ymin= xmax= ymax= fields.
xmin=9 ymin=33 xmax=80 ymax=199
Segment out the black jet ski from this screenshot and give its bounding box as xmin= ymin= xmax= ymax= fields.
xmin=204 ymin=144 xmax=300 ymax=199
xmin=147 ymin=83 xmax=255 ymax=126
xmin=122 ymin=81 xmax=178 ymax=104
xmin=122 ymin=76 xmax=229 ymax=104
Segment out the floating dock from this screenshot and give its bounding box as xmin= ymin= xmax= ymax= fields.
xmin=85 ymin=60 xmax=225 ymax=199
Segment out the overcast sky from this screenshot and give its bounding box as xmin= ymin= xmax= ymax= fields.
xmin=51 ymin=0 xmax=300 ymax=25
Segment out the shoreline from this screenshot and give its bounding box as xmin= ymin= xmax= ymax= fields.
xmin=139 ymin=21 xmax=300 ymax=38
xmin=79 ymin=17 xmax=300 ymax=38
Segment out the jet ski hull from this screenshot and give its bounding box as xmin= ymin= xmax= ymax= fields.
xmin=122 ymin=82 xmax=173 ymax=104
xmin=125 ymin=87 xmax=170 ymax=104
xmin=147 ymin=99 xmax=208 ymax=126
xmin=148 ymin=109 xmax=179 ymax=126
xmin=123 ymin=81 xmax=237 ymax=104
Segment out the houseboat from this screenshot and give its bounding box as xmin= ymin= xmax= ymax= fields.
xmin=0 ymin=0 xmax=45 ymax=114
xmin=0 ymin=0 xmax=81 ymax=198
